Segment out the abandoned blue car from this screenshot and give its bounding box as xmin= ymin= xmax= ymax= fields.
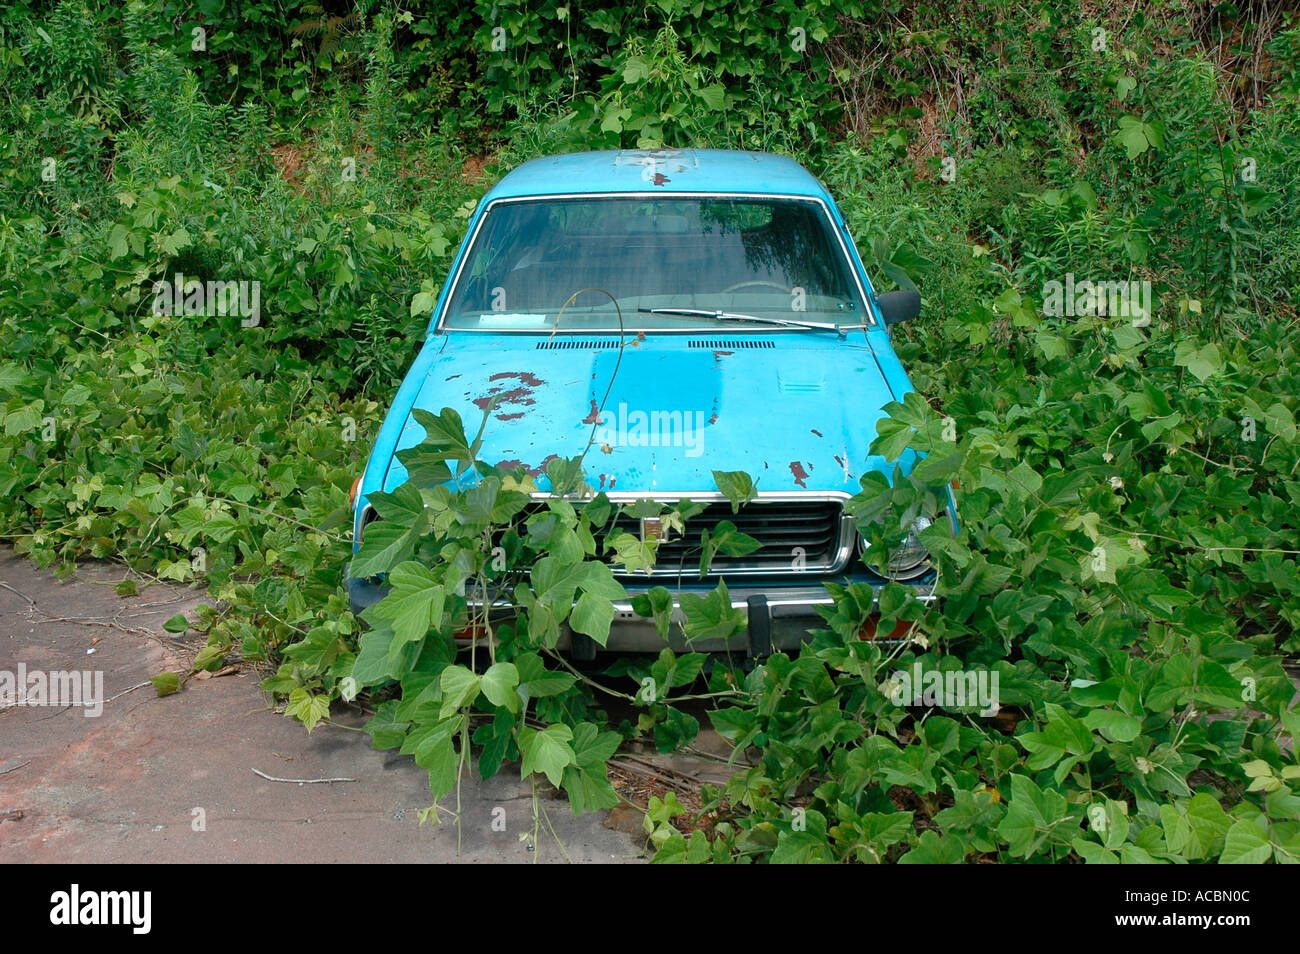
xmin=348 ymin=149 xmax=952 ymax=655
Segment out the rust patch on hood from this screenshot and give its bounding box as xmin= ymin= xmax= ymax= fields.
xmin=490 ymin=371 xmax=544 ymax=387
xmin=474 ymin=387 xmax=534 ymax=412
xmin=789 ymin=461 xmax=809 ymax=488
xmin=500 ymin=455 xmax=560 ymax=478
xmin=528 ymin=454 xmax=560 ymax=478
xmin=473 ymin=371 xmax=544 ymax=419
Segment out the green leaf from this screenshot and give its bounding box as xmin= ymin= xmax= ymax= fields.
xmin=651 ymin=647 xmax=707 ymax=689
xmin=192 ymin=644 xmax=227 ymax=672
xmin=600 ymin=104 xmax=631 ymax=134
xmin=1112 ymin=115 xmax=1161 ymax=158
xmin=518 ymin=723 xmax=576 ymax=787
xmin=286 ymin=688 xmax=330 ymax=732
xmin=570 ymin=591 xmax=616 ymax=646
xmin=679 ymin=580 xmax=747 ymax=643
xmin=561 ymin=762 xmax=619 ymax=816
xmin=150 ymin=671 xmax=180 ymax=696
xmin=934 ymin=790 xmax=1003 ymax=847
xmin=1083 ymin=708 xmax=1142 ymax=743
xmin=516 ymin=652 xmax=577 ymax=698
xmin=653 ymin=705 xmax=699 ymax=752
xmin=1180 ymin=793 xmax=1232 ymax=860
xmin=1036 ymin=330 xmax=1070 ymax=359
xmin=631 ymin=586 xmax=675 ymax=638
xmin=859 ymin=811 xmax=915 ymax=850
xmin=696 ymin=84 xmax=726 ymax=110
xmin=1174 ymin=341 xmax=1223 ymax=382
xmin=870 ymin=392 xmax=931 ymax=461
xmin=349 ymin=523 xmax=419 ymax=578
xmin=411 ymin=406 xmax=471 ymax=453
xmin=474 ymin=709 xmax=516 ymax=780
xmin=572 ymin=559 xmax=627 ymax=600
xmin=363 ymin=700 xmax=411 ymax=751
xmin=480 ymin=662 xmax=520 ymax=713
xmin=439 ymin=665 xmax=481 ymax=718
xmin=1019 ymin=703 xmax=1096 ymax=771
xmin=351 ymin=629 xmax=397 ymax=687
xmin=899 ymin=829 xmax=965 ymax=863
xmin=0 ymin=363 xmax=33 ymax=394
xmin=622 ymin=55 xmax=651 ymax=83
xmin=700 ymin=520 xmax=761 ymax=576
xmin=417 ymin=733 xmax=459 ymax=799
xmin=403 ymin=721 xmax=459 ymax=798
xmin=871 ymin=416 xmax=916 ymax=462
xmin=1071 ymin=836 xmax=1119 ymax=864
xmin=1090 ymin=799 xmax=1131 ymax=850
xmin=709 ymin=706 xmax=756 ymax=745
xmin=367 ymin=483 xmax=428 ymax=525
xmin=561 ymin=722 xmax=621 ymax=816
xmin=363 ymin=561 xmax=445 ymax=658
xmin=108 ymin=224 xmax=130 ymax=259
xmin=712 ymin=470 xmax=757 ymax=512
xmin=996 ymin=774 xmax=1076 ymax=859
xmin=1219 ymin=819 xmax=1272 ymax=864
xmin=400 ymin=407 xmax=474 ymax=477
xmin=770 ymin=829 xmax=833 ymax=864
xmin=3 ymin=402 xmax=43 ymax=436
xmin=606 ymin=531 xmax=656 ymax=574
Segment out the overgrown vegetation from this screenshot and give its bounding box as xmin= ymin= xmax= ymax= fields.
xmin=1 ymin=0 xmax=1297 ymax=863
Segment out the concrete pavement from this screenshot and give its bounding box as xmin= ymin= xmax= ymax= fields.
xmin=0 ymin=548 xmax=652 ymax=863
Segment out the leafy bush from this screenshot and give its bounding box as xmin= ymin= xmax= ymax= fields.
xmin=0 ymin=0 xmax=1296 ymax=863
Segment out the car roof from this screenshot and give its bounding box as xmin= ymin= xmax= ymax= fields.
xmin=482 ymin=149 xmax=835 ymax=203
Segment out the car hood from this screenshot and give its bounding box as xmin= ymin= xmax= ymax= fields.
xmin=383 ymin=334 xmax=910 ymax=495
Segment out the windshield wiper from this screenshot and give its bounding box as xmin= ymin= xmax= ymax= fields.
xmin=637 ymin=307 xmax=848 ymax=337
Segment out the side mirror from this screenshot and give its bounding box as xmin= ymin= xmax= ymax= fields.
xmin=876 ymin=289 xmax=921 ymax=325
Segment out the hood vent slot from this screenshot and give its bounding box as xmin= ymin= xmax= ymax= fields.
xmin=535 ymin=339 xmax=619 ymax=350
xmin=688 ymin=339 xmax=775 ymax=349
xmin=535 ymin=338 xmax=777 ymax=350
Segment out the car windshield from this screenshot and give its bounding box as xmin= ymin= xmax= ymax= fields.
xmin=440 ymin=196 xmax=868 ymax=332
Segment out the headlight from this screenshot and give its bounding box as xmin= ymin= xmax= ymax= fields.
xmin=861 ymin=514 xmax=935 ymax=581
xmin=356 ymin=503 xmax=378 ymax=544
xmin=887 ymin=515 xmax=933 ymax=579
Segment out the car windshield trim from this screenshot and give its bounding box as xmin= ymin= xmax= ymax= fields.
xmin=637 ymin=307 xmax=849 ymax=336
xmin=430 ymin=191 xmax=878 ymax=335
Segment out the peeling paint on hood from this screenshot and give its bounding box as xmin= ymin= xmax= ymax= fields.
xmin=380 ymin=333 xmax=913 ymax=496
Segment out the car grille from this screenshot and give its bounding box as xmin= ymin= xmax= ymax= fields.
xmin=361 ymin=496 xmax=851 ymax=580
xmin=610 ymin=498 xmax=848 ymax=578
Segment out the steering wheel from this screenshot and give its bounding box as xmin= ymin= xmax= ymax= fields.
xmin=721 ymin=279 xmax=793 ymax=295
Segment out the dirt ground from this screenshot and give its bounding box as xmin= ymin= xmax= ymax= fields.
xmin=0 ymin=548 xmax=733 ymax=864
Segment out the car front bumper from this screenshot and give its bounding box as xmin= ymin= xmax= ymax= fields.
xmin=347 ymin=572 xmax=935 ymax=656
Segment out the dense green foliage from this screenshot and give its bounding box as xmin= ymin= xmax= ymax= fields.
xmin=1 ymin=0 xmax=1297 ymax=862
